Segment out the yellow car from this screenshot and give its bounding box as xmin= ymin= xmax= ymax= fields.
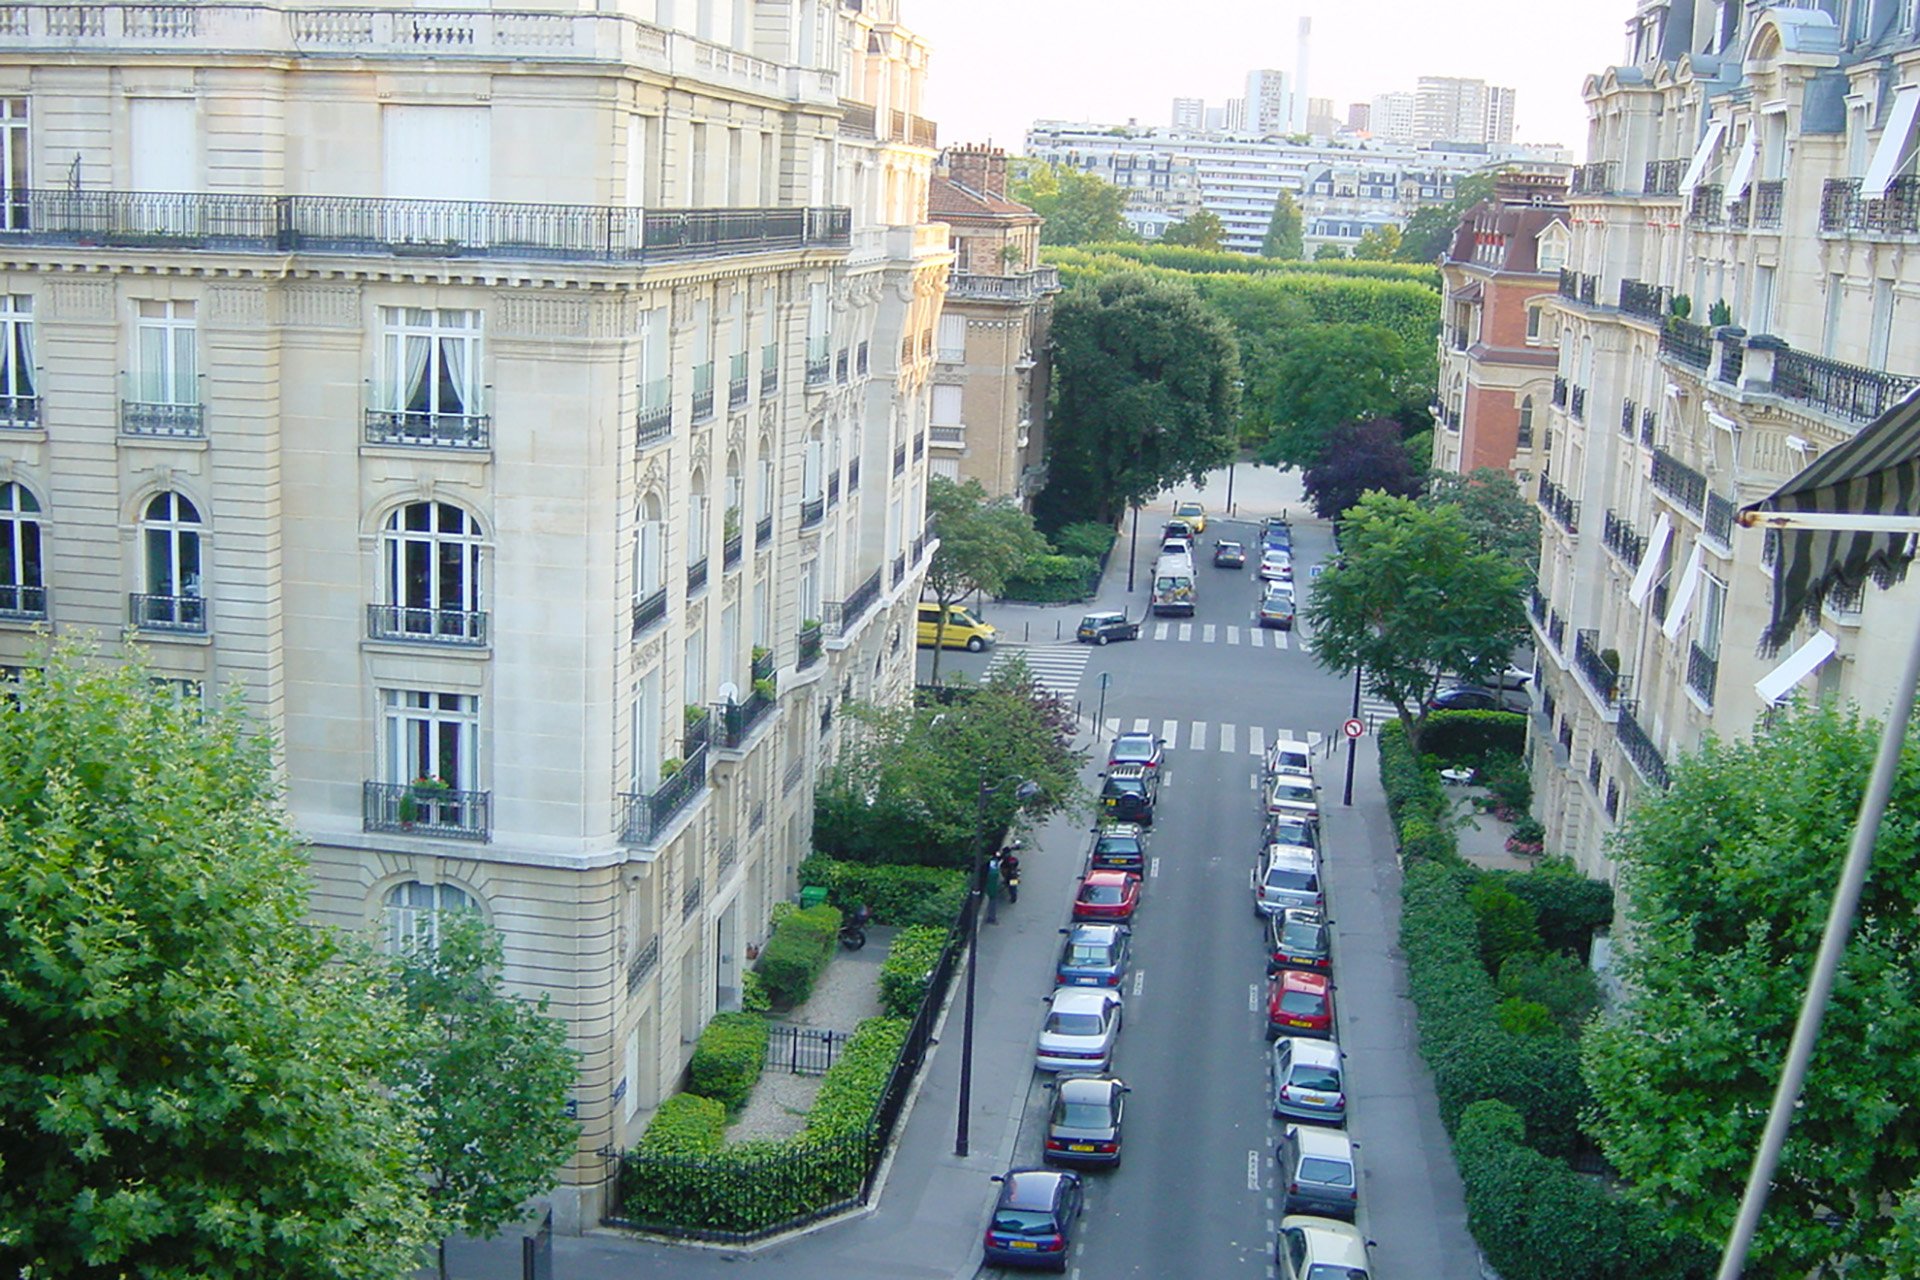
xmin=1173 ymin=501 xmax=1207 ymax=536
xmin=917 ymin=602 xmax=997 ymax=651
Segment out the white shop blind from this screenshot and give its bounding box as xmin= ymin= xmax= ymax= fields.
xmin=131 ymin=99 xmax=199 ymax=192
xmin=383 ymin=106 xmax=491 ymax=203
xmin=931 ymin=384 xmax=963 ymax=425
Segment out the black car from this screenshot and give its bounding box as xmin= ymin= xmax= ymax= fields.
xmin=1428 ymin=683 xmax=1529 ymax=713
xmin=1043 ymin=1075 xmax=1129 ymax=1167
xmin=1088 ymin=823 xmax=1147 ymax=873
xmin=1213 ymin=539 xmax=1247 ymax=568
xmin=984 ymin=1168 xmax=1085 ymax=1271
xmin=1076 ymin=610 xmax=1141 ymax=645
xmin=1100 ymin=766 xmax=1158 ymax=826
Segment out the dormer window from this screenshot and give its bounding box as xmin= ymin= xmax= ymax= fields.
xmin=1536 ymin=227 xmax=1569 ymax=274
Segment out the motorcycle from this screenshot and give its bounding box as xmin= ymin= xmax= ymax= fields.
xmin=838 ymin=903 xmax=871 ymax=951
xmin=1001 ymin=840 xmax=1024 ymax=905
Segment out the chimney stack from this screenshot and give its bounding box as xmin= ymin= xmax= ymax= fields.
xmin=948 ymin=144 xmax=1008 ymax=199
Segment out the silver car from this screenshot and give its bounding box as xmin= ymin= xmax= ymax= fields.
xmin=1036 ymin=987 xmax=1123 ymax=1073
xmin=1257 ymin=583 xmax=1295 ymax=630
xmin=1255 ymin=844 xmax=1324 ymax=917
xmin=1277 ymin=1125 xmax=1358 ymax=1221
xmin=1270 ymin=1036 xmax=1347 ymax=1124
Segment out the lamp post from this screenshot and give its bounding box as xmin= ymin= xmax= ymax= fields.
xmin=955 ymin=773 xmax=1040 ymax=1158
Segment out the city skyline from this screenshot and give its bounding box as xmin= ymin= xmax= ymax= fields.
xmin=915 ymin=0 xmax=1629 ymax=158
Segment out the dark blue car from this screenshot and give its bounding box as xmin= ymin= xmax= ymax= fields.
xmin=984 ymin=1168 xmax=1084 ymax=1271
xmin=1056 ymin=922 xmax=1132 ymax=988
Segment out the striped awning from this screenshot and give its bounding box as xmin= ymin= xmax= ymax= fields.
xmin=1743 ymin=387 xmax=1920 ymax=652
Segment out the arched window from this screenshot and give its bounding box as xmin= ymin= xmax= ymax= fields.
xmin=381 ymin=502 xmax=484 ymax=642
xmin=138 ymin=491 xmax=204 ymax=630
xmin=384 ymin=880 xmax=474 ymax=954
xmin=1517 ymin=396 xmax=1536 ymax=449
xmin=757 ymin=437 xmax=775 ymax=528
xmin=0 ymin=482 xmax=42 ymax=618
xmin=687 ymin=468 xmax=710 ymax=576
xmin=635 ymin=493 xmax=665 ymax=600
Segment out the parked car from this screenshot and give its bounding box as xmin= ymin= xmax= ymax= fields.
xmin=1259 ymin=548 xmax=1294 ymax=582
xmin=1276 ymin=1215 xmax=1370 ymax=1280
xmin=1037 ymin=987 xmax=1123 ymax=1072
xmin=1043 ymin=1074 xmax=1129 ymax=1168
xmin=1161 ymin=536 xmax=1195 ymax=561
xmin=1266 ymin=968 xmax=1335 ymax=1040
xmin=1278 ymin=1125 xmax=1359 ymax=1221
xmin=1087 ymin=823 xmax=1147 ymax=874
xmin=1264 ymin=739 xmax=1314 ymax=782
xmin=1107 ymin=732 xmax=1164 ymax=772
xmin=1213 ymin=539 xmax=1247 ymax=569
xmin=1428 ymin=682 xmax=1530 ymax=713
xmin=1162 ymin=518 xmax=1196 ymax=543
xmin=1073 ymin=869 xmax=1142 ymax=923
xmin=1076 ymin=610 xmax=1141 ymax=645
xmin=1267 ymin=907 xmax=1331 ymax=976
xmin=1257 ymin=582 xmax=1295 ymax=630
xmin=1099 ymin=766 xmax=1158 ymax=826
xmin=985 ymin=1168 xmax=1085 ymax=1272
xmin=1270 ymin=1035 xmax=1347 ymax=1124
xmin=1056 ymin=922 xmax=1132 ymax=988
xmin=1263 ymin=812 xmax=1320 ymax=854
xmin=1261 ymin=516 xmax=1293 ymax=552
xmin=1264 ymin=776 xmax=1321 ymax=824
xmin=916 ymin=602 xmax=996 ymax=652
xmin=1254 ymin=844 xmax=1324 ymax=917
xmin=1172 ymin=500 xmax=1208 ymax=535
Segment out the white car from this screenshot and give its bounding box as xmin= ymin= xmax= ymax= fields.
xmin=1259 ymin=549 xmax=1294 ymax=582
xmin=1037 ymin=987 xmax=1123 ymax=1073
xmin=1264 ymin=775 xmax=1321 ymax=823
xmin=1255 ymin=843 xmax=1324 ymax=917
xmin=1276 ymin=1214 xmax=1371 ymax=1280
xmin=1264 ymin=739 xmax=1314 ymax=783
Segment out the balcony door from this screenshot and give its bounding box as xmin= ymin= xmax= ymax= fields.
xmin=382 ymin=105 xmax=491 ymax=246
xmin=130 ymin=98 xmax=200 ymax=236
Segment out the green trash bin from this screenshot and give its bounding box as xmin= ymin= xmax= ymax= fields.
xmin=799 ymin=885 xmax=830 ymax=910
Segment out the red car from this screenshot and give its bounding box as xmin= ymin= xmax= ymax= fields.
xmin=1073 ymin=870 xmax=1141 ymax=922
xmin=1265 ymin=968 xmax=1334 ymax=1040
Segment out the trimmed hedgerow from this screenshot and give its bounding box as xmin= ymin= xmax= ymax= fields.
xmin=1051 ymin=521 xmax=1118 ymax=563
xmin=799 ymin=855 xmax=968 ymax=927
xmin=807 ymin=1016 xmax=911 ymax=1137
xmin=1002 ymin=553 xmax=1099 ymax=604
xmin=755 ymin=902 xmax=841 ymax=1007
xmin=637 ymin=1093 xmax=727 ymax=1156
xmin=686 ymin=1011 xmax=770 ymax=1111
xmin=878 ymin=926 xmax=949 ymax=1018
xmin=1422 ymin=709 xmax=1528 ymax=770
xmin=1497 ymin=862 xmax=1616 ymax=960
xmin=1379 ymin=718 xmax=1457 ymax=865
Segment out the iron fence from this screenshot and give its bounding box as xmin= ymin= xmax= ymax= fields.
xmin=632 ymin=586 xmax=667 ymax=637
xmin=362 ymin=780 xmax=491 ymax=841
xmin=764 ymin=1024 xmax=851 ymax=1075
xmin=1658 ymin=317 xmax=1713 ymax=372
xmin=365 ymin=408 xmax=489 ymax=449
xmin=1773 ymin=347 xmax=1920 ymax=424
xmin=1651 ymin=448 xmax=1708 ymax=516
xmin=128 ymin=591 xmax=205 ymax=633
xmin=366 ymin=603 xmax=488 ymax=645
xmin=622 ymin=746 xmax=708 ymax=846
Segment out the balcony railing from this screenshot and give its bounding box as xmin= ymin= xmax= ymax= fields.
xmin=826 ymin=471 xmax=841 ymax=507
xmin=1640 ymin=407 xmax=1657 ymax=448
xmin=1705 ymin=493 xmax=1736 ymax=547
xmin=1557 ymin=269 xmax=1578 ymax=302
xmin=805 ymin=354 xmax=831 ymax=387
xmin=681 ymin=874 xmax=704 ymax=920
xmin=1774 ymin=348 xmax=1920 ymax=424
xmin=796 ymin=620 xmax=823 ymax=670
xmin=631 ymin=585 xmax=667 ymax=637
xmin=715 ymin=689 xmax=775 ymax=750
xmin=1718 ymin=334 xmax=1745 ymax=385
xmin=1688 ymin=184 xmax=1723 ymax=226
xmin=1753 ymin=179 xmax=1784 ymax=229
xmin=1727 ymin=188 xmax=1752 ymax=230
xmin=121 ymin=401 xmax=204 ymax=439
xmin=761 ymin=343 xmax=779 ymax=395
xmin=1570 ymin=160 xmax=1617 ymax=195
xmin=626 ymin=935 xmax=661 ymax=992
xmin=752 ymin=647 xmax=776 ymax=685
xmin=1602 ymin=510 xmax=1646 ymax=567
xmin=1620 ymin=398 xmax=1636 ymax=437
xmin=1643 ymin=158 xmax=1685 ymax=196
xmin=823 ymin=567 xmax=882 ymax=638
xmin=1580 ymin=274 xmax=1598 ymax=306
xmin=1570 ymin=386 xmax=1587 ymax=421
xmin=1528 ymin=585 xmax=1547 ymax=626
xmin=691 ymin=362 xmax=715 ymax=421
xmin=930 ymin=425 xmax=964 ymax=444
xmin=1617 ymin=701 xmax=1670 ymax=789
xmin=363 ymin=781 xmax=491 ymax=841
xmin=1573 ymin=628 xmax=1623 ymax=708
xmin=1546 ymin=609 xmax=1567 ymax=654
xmin=893 ymin=443 xmax=907 ymax=475
xmin=367 ymin=603 xmax=488 ymax=646
xmin=622 ymin=746 xmax=708 ymax=846
xmin=836 ymin=349 xmax=849 ymax=384
xmin=946 ymin=267 xmax=1062 ymax=302
xmin=1537 ymin=474 xmax=1580 ymax=534
xmin=1820 ymin=176 xmax=1920 ymax=236
xmin=1552 ymin=375 xmax=1568 ymax=407
xmin=839 ymin=99 xmax=877 ymax=138
xmin=0 ymin=582 xmax=46 ymax=620
xmin=913 ymin=431 xmax=926 ymax=460
xmin=847 ymin=457 xmax=860 ymax=492
xmin=365 ymin=408 xmax=488 ymax=450
xmin=755 ymin=513 xmax=773 ymax=544
xmin=1618 ymin=278 xmax=1667 ymax=321
xmin=728 ymin=352 xmax=749 ymax=409
xmin=1658 ymin=317 xmax=1714 ymax=372
xmin=800 ymin=495 xmax=825 ymax=529
xmin=129 ymin=591 xmax=205 ymax=633
xmin=0 ymin=393 xmax=38 ymax=429
xmin=857 ymin=341 xmax=869 ymax=376
xmin=686 ymin=556 xmax=709 ymax=594
xmin=1651 ymin=448 xmax=1708 ymax=517
xmin=891 ymin=552 xmax=907 ymax=587
xmin=0 ymin=188 xmax=853 ymax=265
xmin=1686 ymin=641 xmax=1719 ymax=707
xmin=635 ymin=377 xmax=672 ymax=446
xmin=723 ymin=527 xmax=743 ymax=569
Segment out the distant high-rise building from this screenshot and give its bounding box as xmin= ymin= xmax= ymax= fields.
xmin=1306 ymin=96 xmax=1338 ymax=136
xmin=1347 ymin=102 xmax=1372 ymax=132
xmin=1484 ymin=84 xmax=1517 ymax=144
xmin=1224 ymin=97 xmax=1247 ymax=131
xmin=1292 ymin=18 xmax=1311 ymax=133
xmin=1245 ymin=69 xmax=1291 ymax=136
xmin=1414 ymin=76 xmax=1516 ymax=144
xmin=1172 ymin=97 xmax=1206 ymax=131
xmin=1370 ymin=91 xmax=1415 ymax=142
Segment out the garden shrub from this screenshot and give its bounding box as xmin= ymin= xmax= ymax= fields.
xmin=1466 ymin=879 xmax=1541 ymax=976
xmin=686 ymin=1011 xmax=769 ymax=1111
xmin=1495 ymin=998 xmax=1555 ymax=1037
xmin=755 ymin=903 xmax=841 ymax=1007
xmin=807 ymin=1016 xmax=911 ymax=1137
xmin=878 ymin=926 xmax=949 ymax=1017
xmin=1421 ymin=709 xmax=1528 ymax=770
xmin=1002 ymin=552 xmax=1099 ymax=603
xmin=637 ymin=1093 xmax=727 ymax=1156
xmin=1051 ymin=521 xmax=1118 ymax=563
xmin=740 ymin=970 xmax=772 ymax=1014
xmin=1498 ymin=951 xmax=1601 ymax=1035
xmin=1379 ymin=720 xmax=1457 ymax=864
xmin=1498 ymin=860 xmax=1615 ymax=960
xmin=1478 ymin=752 xmax=1533 ymax=814
xmin=798 ymin=854 xmax=968 ymax=926
xmin=1454 ymin=1101 xmax=1713 ymax=1280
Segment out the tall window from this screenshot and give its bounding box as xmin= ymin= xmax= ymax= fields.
xmin=0 ymin=295 xmax=31 ymax=425
xmin=382 ymin=307 xmax=481 ymax=424
xmin=1698 ymin=572 xmax=1727 ymax=658
xmin=384 ymin=880 xmax=474 ymax=954
xmin=139 ymin=491 xmax=203 ymax=629
xmin=0 ymin=482 xmax=42 ymax=617
xmin=382 ymin=502 xmax=484 ymax=641
xmin=0 ymin=98 xmax=26 ymax=230
xmin=383 ymin=689 xmax=478 ymax=791
xmin=632 ymin=666 xmax=662 ymax=791
xmin=635 ymin=493 xmax=665 ymax=600
xmin=1517 ymin=396 xmax=1535 ymax=449
xmin=134 ymin=300 xmax=197 ymax=405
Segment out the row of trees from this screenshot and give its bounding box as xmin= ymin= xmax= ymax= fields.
xmin=0 ymin=646 xmax=578 ymax=1280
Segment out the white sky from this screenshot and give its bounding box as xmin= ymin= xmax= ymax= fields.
xmin=911 ymin=0 xmax=1631 ymax=162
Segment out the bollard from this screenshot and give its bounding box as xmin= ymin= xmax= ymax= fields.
xmin=1024 ymin=621 xmax=1030 ymax=642
xmin=1056 ymin=619 xmax=1062 ymax=641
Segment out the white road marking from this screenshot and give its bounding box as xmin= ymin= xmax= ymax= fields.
xmin=1272 ymin=630 xmax=1290 ymax=650
xmin=1150 ymin=855 xmax=1161 ymax=879
xmin=1249 ymin=627 xmax=1265 ymax=648
xmin=1249 ymin=725 xmax=1266 ymax=758
xmin=1220 ymin=722 xmax=1237 ymax=753
xmin=1103 ymin=717 xmax=1120 ymax=738
xmin=1202 ymin=624 xmax=1217 ymax=643
xmin=1189 ymin=720 xmax=1208 ymax=751
xmin=1250 ymin=771 xmax=1260 ymax=790
xmin=1226 ymin=625 xmax=1241 ymax=645
xmin=1161 ymin=770 xmax=1172 ymax=789
xmin=1153 ymin=622 xmax=1170 ymax=640
xmin=1248 ymin=981 xmax=1260 ymax=1011
xmin=1247 ymin=1150 xmax=1262 ymax=1191
xmin=1131 ymin=717 xmax=1150 ymax=734
xmin=1161 ymin=718 xmax=1179 ymax=748
xmin=1133 ymin=969 xmax=1145 ymax=997
xmin=1178 ymin=623 xmax=1193 ymax=642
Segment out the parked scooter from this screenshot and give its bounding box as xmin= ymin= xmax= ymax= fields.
xmin=1001 ymin=840 xmax=1024 ymax=905
xmin=839 ymin=903 xmax=871 ymax=951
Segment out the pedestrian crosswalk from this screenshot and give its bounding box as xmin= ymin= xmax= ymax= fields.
xmin=1149 ymin=621 xmax=1290 ymax=650
xmin=985 ymin=642 xmax=1092 ymax=704
xmin=1103 ymin=717 xmax=1326 ymax=758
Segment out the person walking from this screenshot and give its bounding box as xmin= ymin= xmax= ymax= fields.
xmin=984 ymin=855 xmax=1004 ymax=924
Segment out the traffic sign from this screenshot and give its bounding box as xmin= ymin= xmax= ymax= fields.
xmin=1342 ymin=718 xmax=1366 ymax=740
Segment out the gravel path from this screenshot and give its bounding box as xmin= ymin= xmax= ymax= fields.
xmin=727 ymin=925 xmax=893 ymax=1142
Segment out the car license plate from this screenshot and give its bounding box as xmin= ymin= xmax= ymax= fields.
xmin=1068 ymin=1143 xmax=1095 ymax=1152
xmin=1011 ymin=1241 xmax=1038 ymax=1250
xmin=1298 ymin=1092 xmax=1329 ymax=1106
xmin=1287 ymin=1018 xmax=1311 ymax=1028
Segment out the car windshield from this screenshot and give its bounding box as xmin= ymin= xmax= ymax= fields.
xmin=1271 ymin=784 xmax=1315 ymax=803
xmin=1298 ymin=1157 xmax=1354 ymax=1186
xmin=1082 ymin=884 xmax=1128 ymax=904
xmin=1218 ymin=541 xmax=1241 ymax=552
xmin=1056 ymin=1100 xmax=1113 ymax=1127
xmin=1267 ymin=868 xmax=1319 ymax=892
xmin=1095 ymin=838 xmax=1140 ymax=856
xmin=1154 ymin=576 xmax=1188 ymax=591
xmin=1279 ymin=990 xmax=1327 ymax=1016
xmin=1067 ymin=943 xmax=1113 ymax=964
xmin=1289 ymin=1065 xmax=1342 ymax=1092
xmin=951 ymin=611 xmax=980 ymax=628
xmin=1046 ymin=1010 xmax=1105 ymax=1035
xmin=1279 ymin=920 xmax=1324 ymax=951
xmin=1082 ymin=615 xmax=1115 ymax=628
xmin=1113 ymin=736 xmax=1154 ymax=757
xmin=1105 ymin=781 xmax=1145 ymax=798
xmin=1303 ymin=1266 xmax=1366 ymax=1280
xmin=991 ymin=1208 xmax=1058 ymax=1235
xmin=1269 ymin=819 xmax=1315 ymax=845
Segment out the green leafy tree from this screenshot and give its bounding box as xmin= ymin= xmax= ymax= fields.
xmin=1258 ymin=323 xmax=1430 ymax=469
xmin=1313 ymin=243 xmax=1349 ymax=260
xmin=1159 ymin=209 xmax=1226 ymax=251
xmin=394 ymin=913 xmax=580 ymax=1280
xmin=1301 ymin=418 xmax=1425 ymax=521
xmin=0 ymin=644 xmax=432 ymax=1280
xmin=1007 ymin=161 xmax=1134 ymax=246
xmin=1353 ymin=224 xmax=1404 ymax=260
xmin=1036 ymin=271 xmax=1240 ymax=529
xmin=924 ymin=474 xmax=1048 ymax=682
xmin=1396 ymin=171 xmax=1500 ymax=264
xmin=1261 ymin=191 xmax=1304 ymax=259
xmin=1585 ymin=701 xmax=1920 ymax=1277
xmin=1302 ymin=493 xmax=1529 ymax=753
xmin=1425 ymin=467 xmax=1542 ymax=572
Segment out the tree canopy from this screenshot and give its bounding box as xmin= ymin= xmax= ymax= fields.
xmin=1302 ymin=493 xmax=1529 ymax=752
xmin=1353 ymin=224 xmax=1405 ymax=260
xmin=0 ymin=645 xmax=433 ymax=1280
xmin=924 ymin=475 xmax=1048 ymax=679
xmin=1159 ymin=209 xmax=1226 ymax=252
xmin=1314 ymin=243 xmax=1349 ymax=261
xmin=1036 ymin=270 xmax=1241 ymax=528
xmin=1425 ymin=467 xmax=1541 ymax=572
xmin=1257 ymin=322 xmax=1432 ymax=470
xmin=1007 ymin=162 xmax=1134 ymax=246
xmin=1585 ymin=701 xmax=1920 ymax=1278
xmin=1396 ymin=170 xmax=1500 ymax=264
xmin=1302 ymin=418 xmax=1426 ymax=520
xmin=1261 ymin=191 xmax=1304 ymax=259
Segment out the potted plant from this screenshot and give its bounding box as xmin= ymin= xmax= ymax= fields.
xmin=1505 ymin=816 xmax=1546 ymax=858
xmin=660 ymin=757 xmax=684 ymax=781
xmin=752 ymin=676 xmax=777 ymax=702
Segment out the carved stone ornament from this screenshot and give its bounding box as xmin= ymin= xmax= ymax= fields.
xmin=634 ymin=636 xmax=665 ymax=672
xmin=640 ymin=454 xmax=667 ymax=496
xmin=759 ymin=400 xmax=779 ymax=432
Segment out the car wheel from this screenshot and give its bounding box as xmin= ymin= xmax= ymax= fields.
xmin=1096 ymin=633 xmax=1108 ymax=646
xmin=966 ymin=636 xmax=984 ymax=652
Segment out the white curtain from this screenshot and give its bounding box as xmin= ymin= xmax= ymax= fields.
xmin=397 ymin=332 xmax=430 ymax=412
xmin=438 ymin=334 xmax=467 ymax=416
xmin=11 ymin=310 xmax=30 ymax=396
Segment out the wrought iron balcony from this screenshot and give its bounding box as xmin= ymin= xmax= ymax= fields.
xmin=839 ymin=99 xmax=878 ymax=138
xmin=723 ymin=528 xmax=743 ymax=569
xmin=827 ymin=471 xmax=841 ymax=507
xmin=0 ymin=393 xmax=39 ymax=429
xmin=1570 ymin=160 xmax=1616 ymax=196
xmin=691 ymin=362 xmax=715 ymax=421
xmin=0 ymin=583 xmax=46 ymax=620
xmin=631 ymin=585 xmax=667 ymax=637
xmin=121 ymin=400 xmax=204 ymax=439
xmin=728 ymin=359 xmax=749 ymax=409
xmin=805 ymin=355 xmax=831 ymax=387
xmin=1820 ymin=176 xmax=1920 ymax=236
xmin=1617 ymin=701 xmax=1670 ymax=789
xmin=366 ymin=603 xmax=488 ymax=646
xmin=1643 ymin=158 xmax=1685 ymax=196
xmin=1573 ymin=628 xmax=1624 ymax=708
xmin=1546 ymin=609 xmax=1567 ymax=654
xmin=848 ymin=457 xmax=860 ymax=492
xmin=823 ymin=567 xmax=882 ymax=638
xmin=1602 ymin=510 xmax=1645 ymax=567
xmin=1537 ymin=474 xmax=1580 ymax=534
xmin=1557 ymin=268 xmax=1578 ymax=302
xmin=363 ymin=780 xmax=491 ymax=842
xmin=1552 ymin=375 xmax=1568 ymax=407
xmin=1727 ymin=189 xmax=1752 ymax=230
xmin=800 ymin=495 xmax=825 ymax=529
xmin=761 ymin=343 xmax=779 ymax=395
xmin=0 ymin=188 xmax=852 ymax=265
xmin=1579 ymin=274 xmax=1597 ymax=306
xmin=1658 ymin=318 xmax=1714 ymax=373
xmin=913 ymin=431 xmax=926 ymax=460
xmin=1570 ymin=386 xmax=1586 ymax=421
xmin=626 ymin=935 xmax=661 ymax=992
xmin=1688 ymin=184 xmax=1724 ymax=226
xmin=836 ymin=349 xmax=849 ymax=384
xmin=1651 ymin=448 xmax=1708 ymax=516
xmin=715 ymin=689 xmax=775 ymax=750
xmin=622 ymin=746 xmax=708 ymax=846
xmin=1717 ymin=334 xmax=1745 ymax=385
xmin=782 ymin=757 xmax=805 ymax=795
xmin=1774 ymin=348 xmax=1920 ymax=424
xmin=796 ymin=620 xmax=823 ymax=670
xmin=1704 ymin=493 xmax=1736 ymax=547
xmin=682 ymin=874 xmax=704 ymax=920
xmin=1620 ymin=398 xmax=1636 ymax=436
xmin=365 ymin=408 xmax=488 ymax=450
xmin=752 ymin=647 xmax=776 ymax=685
xmin=1529 ymin=585 xmax=1547 ymax=626
xmin=893 ymin=443 xmax=907 ymax=475
xmin=686 ymin=555 xmax=709 ymax=594
xmin=1686 ymin=641 xmax=1719 ymax=707
xmin=129 ymin=591 xmax=205 ymax=633
xmin=755 ymin=513 xmax=774 ymax=544
xmin=891 ymin=552 xmax=907 ymax=587
xmin=635 ymin=378 xmax=672 ymax=446
xmin=1753 ymin=180 xmax=1784 ymax=229
xmin=1618 ymin=279 xmax=1668 ymax=321
xmin=718 ymin=838 xmax=738 ymax=876
xmin=1640 ymin=407 xmax=1657 ymax=448
xmin=857 ymin=341 xmax=870 ymax=376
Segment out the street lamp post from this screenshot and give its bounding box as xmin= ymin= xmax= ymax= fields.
xmin=955 ymin=773 xmax=1040 ymax=1158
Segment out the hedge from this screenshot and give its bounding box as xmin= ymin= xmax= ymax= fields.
xmin=1379 ymin=718 xmax=1457 ymax=865
xmin=878 ymin=926 xmax=949 ymax=1018
xmin=806 ymin=1016 xmax=912 ymax=1136
xmin=1051 ymin=521 xmax=1118 ymax=563
xmin=755 ymin=902 xmax=842 ymax=1007
xmin=1495 ymin=863 xmax=1616 ymax=960
xmin=686 ymin=1011 xmax=770 ymax=1111
xmin=799 ymin=854 xmax=968 ymax=927
xmin=1002 ymin=552 xmax=1099 ymax=604
xmin=1422 ymin=709 xmax=1528 ymax=770
xmin=637 ymin=1093 xmax=727 ymax=1156
xmin=1048 ymin=242 xmax=1442 ymax=287
xmin=1455 ymin=1101 xmax=1713 ymax=1280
